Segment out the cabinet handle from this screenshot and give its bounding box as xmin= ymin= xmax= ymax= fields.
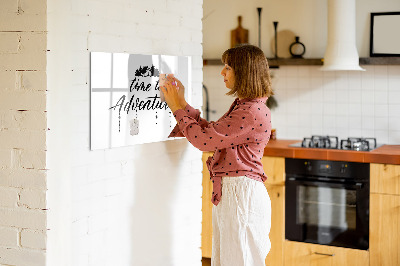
xmin=314 ymin=252 xmax=335 ymax=257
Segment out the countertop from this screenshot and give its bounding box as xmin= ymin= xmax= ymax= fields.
xmin=263 ymin=139 xmax=400 ymax=165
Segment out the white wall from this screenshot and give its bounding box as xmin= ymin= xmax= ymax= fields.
xmin=203 ymin=0 xmax=400 ymax=145
xmin=203 ymin=0 xmax=400 ymax=58
xmin=0 ymin=0 xmax=48 ymax=265
xmin=47 ymin=0 xmax=203 ymax=266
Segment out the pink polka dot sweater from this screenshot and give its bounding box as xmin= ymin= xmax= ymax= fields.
xmin=168 ymin=97 xmax=271 ymax=206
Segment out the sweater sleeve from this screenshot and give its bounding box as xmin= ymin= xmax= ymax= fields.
xmin=168 ymin=103 xmax=211 ymax=138
xmin=172 ymin=106 xmax=257 ymax=152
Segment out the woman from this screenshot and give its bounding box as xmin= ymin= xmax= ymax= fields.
xmin=161 ymin=44 xmax=273 ymax=266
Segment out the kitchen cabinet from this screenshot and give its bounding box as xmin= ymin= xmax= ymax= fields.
xmin=370 ymin=163 xmax=400 ymax=195
xmin=370 ymin=163 xmax=400 ymax=266
xmin=201 ymin=153 xmax=286 ymax=266
xmin=202 ymin=152 xmax=213 ymax=258
xmin=261 ymin=156 xmax=285 ymax=266
xmin=202 ymin=154 xmax=400 ymax=265
xmin=284 ymin=241 xmax=369 ymax=266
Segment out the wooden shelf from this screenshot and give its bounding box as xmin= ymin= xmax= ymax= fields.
xmin=268 ymin=58 xmax=323 ymax=67
xmin=359 ymin=57 xmax=400 ymax=65
xmin=203 ymin=58 xmax=323 ymax=67
xmin=203 ymin=57 xmax=400 ymax=67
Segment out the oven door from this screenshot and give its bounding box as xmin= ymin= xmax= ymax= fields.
xmin=285 ymin=177 xmax=369 ymax=250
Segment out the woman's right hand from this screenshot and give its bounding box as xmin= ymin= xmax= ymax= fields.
xmin=168 ymin=76 xmax=187 ymax=108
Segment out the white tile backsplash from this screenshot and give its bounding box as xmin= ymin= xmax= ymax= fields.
xmin=203 ymin=64 xmax=400 ymax=145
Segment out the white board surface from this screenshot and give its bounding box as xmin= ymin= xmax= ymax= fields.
xmin=90 ymin=52 xmax=191 ymax=150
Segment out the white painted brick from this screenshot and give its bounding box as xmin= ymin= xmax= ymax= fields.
xmin=71 ymin=165 xmax=88 ymax=187
xmin=0 ymin=71 xmax=16 ymax=90
xmin=190 ymin=159 xmax=203 ymax=174
xmin=181 ymin=16 xmax=202 ymax=30
xmin=19 ymin=32 xmax=46 ymax=55
xmin=135 ymin=24 xmax=171 ymax=41
xmin=10 ymin=148 xmax=21 ymax=169
xmin=191 ymin=31 xmax=203 ymax=44
xmin=0 ymin=33 xmax=47 ymax=71
xmin=19 ymin=189 xmax=46 ymax=209
xmin=0 ymin=208 xmax=46 ymax=230
xmin=120 ymin=161 xmax=135 ymax=176
xmin=70 ymin=0 xmax=89 ymax=16
xmin=87 ymin=33 xmax=124 ymax=54
xmin=20 ymin=229 xmax=46 ymax=250
xmin=20 ymin=150 xmax=46 ymax=170
xmin=1 ymin=110 xmax=46 ymax=130
xmin=191 ymin=67 xmax=203 ymax=83
xmin=0 ymin=187 xmax=19 ymax=208
xmin=87 ymin=164 xmax=108 ymax=183
xmin=0 ymin=52 xmax=46 ymax=71
xmin=189 ymin=3 xmax=203 ymax=19
xmin=191 ymin=55 xmax=203 ymax=68
xmin=0 ymin=169 xmax=46 ymax=190
xmin=87 ymin=211 xmax=109 ymax=233
xmin=0 ymin=13 xmax=46 ymax=32
xmin=0 ymin=32 xmax=20 ymax=54
xmin=0 ymin=227 xmax=19 ymax=247
xmin=0 ymin=0 xmax=18 ymax=13
xmin=71 ymin=84 xmax=90 ymax=103
xmin=0 ymin=247 xmax=45 ymax=266
xmin=121 ymin=37 xmax=153 ymax=55
xmin=0 ymin=90 xmax=46 ymax=111
xmin=169 ymin=28 xmax=193 ymax=43
xmin=0 ymin=129 xmax=46 ymax=150
xmin=46 ymin=0 xmax=203 ymax=265
xmin=72 ymin=218 xmax=88 ymax=237
xmin=0 ymin=150 xmax=11 ymax=169
xmin=152 ymin=11 xmax=180 ymax=27
xmin=166 ymin=1 xmax=191 ymax=16
xmin=16 ymin=70 xmax=47 ymax=91
xmin=104 ymin=178 xmax=123 ymax=196
xmin=19 ymin=0 xmax=47 ymax=15
xmin=104 ymin=147 xmax=138 ymax=163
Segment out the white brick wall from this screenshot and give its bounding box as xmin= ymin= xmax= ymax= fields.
xmin=47 ymin=1 xmax=203 ymax=266
xmin=0 ymin=0 xmax=48 ymax=265
xmin=2 ymin=0 xmax=203 ymax=264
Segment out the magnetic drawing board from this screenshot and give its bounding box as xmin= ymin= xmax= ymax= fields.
xmin=90 ymin=52 xmax=191 ymax=150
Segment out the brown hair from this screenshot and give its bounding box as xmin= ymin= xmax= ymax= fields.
xmin=221 ymin=44 xmax=273 ymax=99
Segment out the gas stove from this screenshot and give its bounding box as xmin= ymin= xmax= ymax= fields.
xmin=289 ymin=135 xmax=381 ymax=151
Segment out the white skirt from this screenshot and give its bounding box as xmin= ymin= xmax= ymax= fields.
xmin=212 ymin=176 xmax=271 ymax=266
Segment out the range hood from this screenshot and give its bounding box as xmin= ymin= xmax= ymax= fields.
xmin=320 ymin=0 xmax=365 ymax=71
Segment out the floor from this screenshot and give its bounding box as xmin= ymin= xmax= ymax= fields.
xmin=202 ymin=257 xmax=211 ymax=266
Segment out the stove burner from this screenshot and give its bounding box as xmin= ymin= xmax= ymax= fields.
xmin=295 ymin=136 xmax=378 ymax=151
xmin=301 ymin=135 xmax=339 ymax=149
xmin=340 ymin=137 xmax=377 ymax=151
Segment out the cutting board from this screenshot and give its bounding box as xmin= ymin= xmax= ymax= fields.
xmin=231 ymin=16 xmax=249 ymax=48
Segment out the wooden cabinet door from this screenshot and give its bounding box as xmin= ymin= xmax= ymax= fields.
xmin=262 ymin=156 xmax=285 ymax=186
xmin=264 ymin=184 xmax=284 ymax=266
xmin=202 ymin=152 xmax=213 ymax=258
xmin=284 ymin=241 xmax=369 ymax=266
xmin=370 ymin=163 xmax=400 ymax=195
xmin=370 ymin=193 xmax=400 ymax=266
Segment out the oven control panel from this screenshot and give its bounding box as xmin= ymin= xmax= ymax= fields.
xmin=286 ymin=158 xmax=369 ymax=180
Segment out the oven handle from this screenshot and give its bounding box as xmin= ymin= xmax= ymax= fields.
xmin=286 ymin=177 xmax=364 ymax=189
xmin=314 ymin=252 xmax=335 ymax=257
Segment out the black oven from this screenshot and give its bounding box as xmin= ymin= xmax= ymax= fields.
xmin=285 ymin=158 xmax=369 ymax=250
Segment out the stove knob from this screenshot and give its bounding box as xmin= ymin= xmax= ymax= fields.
xmin=340 ymin=164 xmax=347 ymax=174
xmin=305 ymin=162 xmax=312 ymax=171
